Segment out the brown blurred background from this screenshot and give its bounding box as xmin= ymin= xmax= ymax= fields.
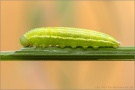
xmin=1 ymin=1 xmax=134 ymax=89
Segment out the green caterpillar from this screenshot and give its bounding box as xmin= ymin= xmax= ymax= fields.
xmin=20 ymin=27 xmax=121 ymax=49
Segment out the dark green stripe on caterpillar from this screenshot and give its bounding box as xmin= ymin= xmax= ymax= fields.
xmin=20 ymin=27 xmax=121 ymax=49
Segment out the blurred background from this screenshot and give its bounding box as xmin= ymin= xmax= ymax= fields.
xmin=1 ymin=1 xmax=134 ymax=89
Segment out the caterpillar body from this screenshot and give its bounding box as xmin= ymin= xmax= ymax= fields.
xmin=20 ymin=27 xmax=120 ymax=49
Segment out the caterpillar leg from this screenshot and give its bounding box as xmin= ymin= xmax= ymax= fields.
xmin=33 ymin=43 xmax=38 ymax=48
xmin=82 ymin=46 xmax=88 ymax=49
xmin=42 ymin=44 xmax=47 ymax=48
xmin=71 ymin=45 xmax=76 ymax=49
xmin=93 ymin=46 xmax=99 ymax=49
xmin=113 ymin=45 xmax=119 ymax=48
xmin=60 ymin=45 xmax=65 ymax=48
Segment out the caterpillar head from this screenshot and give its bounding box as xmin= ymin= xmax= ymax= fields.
xmin=20 ymin=36 xmax=30 ymax=47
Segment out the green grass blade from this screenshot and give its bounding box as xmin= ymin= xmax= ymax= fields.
xmin=0 ymin=47 xmax=135 ymax=60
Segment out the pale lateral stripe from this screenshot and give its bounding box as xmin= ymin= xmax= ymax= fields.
xmin=28 ymin=35 xmax=115 ymax=45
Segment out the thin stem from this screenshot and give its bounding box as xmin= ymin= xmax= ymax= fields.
xmin=0 ymin=47 xmax=135 ymax=60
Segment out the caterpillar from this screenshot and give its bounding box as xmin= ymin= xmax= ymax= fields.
xmin=20 ymin=27 xmax=121 ymax=49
